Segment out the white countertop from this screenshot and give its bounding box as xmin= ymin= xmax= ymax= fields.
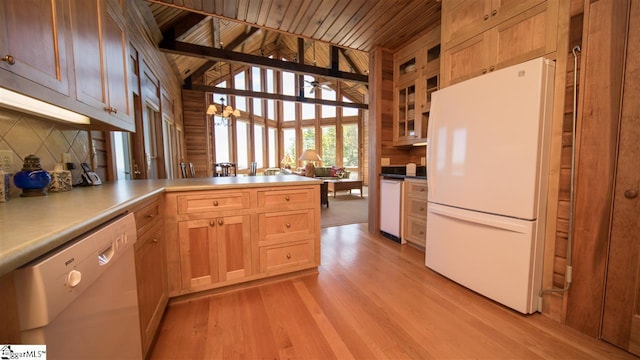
xmin=0 ymin=175 xmax=321 ymax=276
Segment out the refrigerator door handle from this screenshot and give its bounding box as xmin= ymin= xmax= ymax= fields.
xmin=428 ymin=204 xmax=530 ymax=234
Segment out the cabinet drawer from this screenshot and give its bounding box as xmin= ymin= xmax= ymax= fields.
xmin=405 ymin=216 xmax=427 ymax=248
xmin=258 ymin=209 xmax=315 ymax=244
xmin=257 ymin=187 xmax=315 ymax=210
xmin=177 ymin=191 xmax=250 ymax=214
xmin=135 ymin=219 xmax=164 ymax=252
xmin=405 ymin=181 xmax=428 ymax=199
xmin=406 ymin=198 xmax=428 ymax=218
xmin=259 ymin=240 xmax=315 ymax=273
xmin=135 ymin=199 xmax=162 ymax=235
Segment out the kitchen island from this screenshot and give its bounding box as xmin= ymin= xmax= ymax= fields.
xmin=0 ymin=175 xmax=321 ymax=276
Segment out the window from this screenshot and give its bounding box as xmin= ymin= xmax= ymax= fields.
xmin=343 ymin=124 xmax=358 ymax=167
xmin=214 ymin=123 xmax=230 ymax=163
xmin=283 ymin=101 xmax=295 ymax=121
xmin=342 ymin=96 xmax=359 ymax=117
xmin=236 ymin=120 xmax=249 ymax=169
xmin=282 ymin=71 xmax=295 ymax=96
xmin=268 ymin=127 xmax=277 ymax=167
xmin=321 ymin=126 xmax=336 ymax=166
xmin=234 ymin=71 xmax=246 ymax=111
xmin=252 ymin=67 xmax=262 ymax=116
xmin=302 ymin=127 xmax=315 ymax=152
xmin=266 ymin=69 xmax=274 ymax=93
xmin=254 ymin=124 xmax=264 ymax=168
xmin=321 ymin=88 xmax=336 ymax=118
xmin=283 ymin=128 xmax=296 ymax=168
xmin=267 ymin=100 xmax=275 ymax=120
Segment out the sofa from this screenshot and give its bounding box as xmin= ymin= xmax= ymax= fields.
xmin=312 ymin=166 xmax=351 ymax=180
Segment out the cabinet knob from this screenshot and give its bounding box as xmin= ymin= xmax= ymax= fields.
xmin=146 ymin=214 xmax=154 ymax=219
xmin=625 ymin=189 xmax=638 ymax=199
xmin=209 ymin=221 xmax=215 ymax=227
xmin=213 ymin=200 xmax=219 ymax=206
xmin=217 ymin=219 xmax=224 ymax=226
xmin=285 ymin=223 xmax=291 ymax=228
xmin=152 ymin=238 xmax=158 ymax=244
xmin=489 ymin=65 xmax=495 ymax=72
xmin=482 ymin=68 xmax=488 ymax=74
xmin=1 ymin=54 xmax=15 ymax=65
xmin=483 ymin=14 xmax=489 ymax=20
xmin=492 ymin=9 xmax=497 ymax=16
xmin=286 ymin=253 xmax=292 ymax=259
xmin=420 ymin=208 xmax=425 ymax=212
xmin=285 ymin=196 xmax=290 ymax=201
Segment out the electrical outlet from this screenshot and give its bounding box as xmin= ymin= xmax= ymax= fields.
xmin=0 ymin=150 xmax=13 ymax=172
xmin=420 ymin=157 xmax=426 ymax=166
xmin=381 ymin=158 xmax=390 ymax=166
xmin=62 ymin=152 xmax=72 ymax=164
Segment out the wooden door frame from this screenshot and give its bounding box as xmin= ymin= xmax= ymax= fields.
xmin=564 ymin=0 xmax=631 ymax=338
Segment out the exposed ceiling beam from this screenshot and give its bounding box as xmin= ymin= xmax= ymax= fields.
xmin=161 ymin=12 xmax=208 ymax=40
xmin=160 ymin=39 xmax=369 ymax=84
xmin=340 ymin=48 xmax=362 ymax=75
xmin=187 ymin=26 xmax=261 ymax=83
xmin=191 ymin=84 xmax=368 ymax=109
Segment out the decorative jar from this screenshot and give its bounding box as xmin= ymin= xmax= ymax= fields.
xmin=13 ymin=154 xmax=51 ymax=197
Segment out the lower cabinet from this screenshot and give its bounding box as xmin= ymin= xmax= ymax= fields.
xmin=403 ymin=179 xmax=428 ymax=248
xmin=133 ymin=197 xmax=168 ymax=357
xmin=165 ymin=185 xmax=321 ymax=297
xmin=177 ymin=215 xmax=251 ymax=290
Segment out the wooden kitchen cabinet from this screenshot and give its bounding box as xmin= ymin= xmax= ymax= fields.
xmin=442 ymin=0 xmax=546 ymax=46
xmin=255 ymin=186 xmax=320 ymax=275
xmin=177 ymin=215 xmax=251 ymax=290
xmin=132 ymin=196 xmax=168 ymax=357
xmin=69 ymin=0 xmax=133 ymax=130
xmin=403 ymin=179 xmax=428 ymax=248
xmin=165 ymin=186 xmax=320 ymax=296
xmin=441 ymin=1 xmax=557 ymax=86
xmin=393 ymin=29 xmax=440 ymax=146
xmin=0 ymin=0 xmax=70 ymax=95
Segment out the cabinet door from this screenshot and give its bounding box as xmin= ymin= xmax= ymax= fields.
xmin=0 ymin=0 xmax=69 ymax=95
xmin=178 ymin=218 xmax=220 ymax=289
xmin=443 ymin=0 xmax=492 ymax=45
xmin=442 ymin=31 xmax=492 ymax=86
xmin=69 ymin=0 xmax=132 ymax=128
xmin=216 ymin=215 xmax=252 ymax=281
xmin=178 ymin=215 xmax=251 ymax=290
xmin=491 ymin=2 xmax=552 ymax=71
xmin=135 ymin=222 xmax=168 ymax=357
xmin=393 ymin=81 xmax=417 ymax=145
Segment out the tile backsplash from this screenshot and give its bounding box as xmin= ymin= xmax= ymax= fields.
xmin=0 ymin=108 xmax=92 ymax=197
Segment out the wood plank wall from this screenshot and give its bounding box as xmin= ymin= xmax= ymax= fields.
xmin=565 ymin=0 xmax=630 ymax=337
xmin=182 ymin=90 xmax=212 ymax=177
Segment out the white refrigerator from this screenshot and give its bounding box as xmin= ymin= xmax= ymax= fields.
xmin=425 ymin=57 xmax=555 ymax=314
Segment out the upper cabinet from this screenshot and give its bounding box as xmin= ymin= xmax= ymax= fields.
xmin=0 ymin=0 xmax=133 ymax=131
xmin=393 ymin=28 xmax=441 ymax=146
xmin=0 ymin=0 xmax=70 ymax=95
xmin=441 ymin=0 xmax=557 ymax=86
xmin=69 ymin=0 xmax=133 ymax=130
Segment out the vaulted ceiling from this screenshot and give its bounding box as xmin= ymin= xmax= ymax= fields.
xmin=140 ymin=0 xmax=442 ymax=102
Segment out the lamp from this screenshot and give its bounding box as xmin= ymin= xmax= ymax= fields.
xmin=298 ymin=149 xmax=322 ymax=177
xmin=0 ymin=87 xmax=90 ymax=124
xmin=281 ymin=153 xmax=293 ymax=169
xmin=207 ymin=97 xmax=240 ymax=126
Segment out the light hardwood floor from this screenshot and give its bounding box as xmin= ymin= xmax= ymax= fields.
xmin=150 ymin=224 xmax=636 ymax=359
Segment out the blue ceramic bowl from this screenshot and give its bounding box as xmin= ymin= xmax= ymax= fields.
xmin=14 ymin=170 xmax=51 ymax=191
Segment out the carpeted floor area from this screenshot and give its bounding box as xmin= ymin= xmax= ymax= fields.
xmin=320 ymin=186 xmax=368 ymax=228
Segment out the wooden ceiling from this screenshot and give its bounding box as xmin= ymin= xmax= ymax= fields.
xmin=140 ymin=0 xmax=442 ymax=101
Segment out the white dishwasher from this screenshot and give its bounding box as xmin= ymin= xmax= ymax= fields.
xmin=380 ymin=178 xmax=405 ymax=244
xmin=14 ymin=212 xmax=142 ymax=359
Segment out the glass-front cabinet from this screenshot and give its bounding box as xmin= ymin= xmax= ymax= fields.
xmin=393 ymin=37 xmax=440 ymax=146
